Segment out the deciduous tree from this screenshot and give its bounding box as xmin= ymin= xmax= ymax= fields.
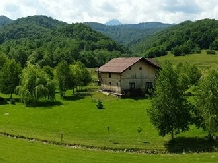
xmin=0 ymin=59 xmax=22 ymax=99
xmin=16 ymin=63 xmax=56 ymax=106
xmin=195 ymin=70 xmax=218 ymax=134
xmin=148 ymin=61 xmax=192 ymax=140
xmin=55 ymin=61 xmax=72 ymax=98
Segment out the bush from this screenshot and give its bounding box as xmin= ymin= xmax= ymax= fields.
xmin=96 ymin=100 xmax=104 ymax=109
xmin=206 ymin=50 xmax=216 ymax=55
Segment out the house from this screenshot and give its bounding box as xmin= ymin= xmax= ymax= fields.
xmin=97 ymin=57 xmax=160 ymax=95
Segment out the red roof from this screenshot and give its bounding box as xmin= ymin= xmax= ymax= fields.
xmin=98 ymin=57 xmax=160 ymax=73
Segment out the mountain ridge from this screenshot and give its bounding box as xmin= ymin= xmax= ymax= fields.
xmin=0 ymin=15 xmax=129 ymax=68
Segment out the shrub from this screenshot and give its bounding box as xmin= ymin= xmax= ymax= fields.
xmin=96 ymin=100 xmax=104 ymax=109
xmin=206 ymin=50 xmax=216 ymax=55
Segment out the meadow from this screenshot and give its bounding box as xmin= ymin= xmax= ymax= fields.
xmin=1 ymin=51 xmax=218 ymax=162
xmin=0 ymin=91 xmax=165 ymax=150
xmin=0 ymin=91 xmax=214 ymax=152
xmin=156 ymin=50 xmax=218 ymax=70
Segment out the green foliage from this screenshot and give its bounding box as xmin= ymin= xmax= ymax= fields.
xmin=195 ymin=70 xmax=218 ymax=134
xmin=206 ymin=49 xmax=216 ymax=55
xmin=0 ymin=59 xmax=22 ymax=98
xmin=148 ymin=61 xmax=192 ymax=139
xmin=144 ymin=45 xmax=167 ymax=58
xmin=0 ymin=16 xmax=12 ymax=28
xmin=55 ymin=61 xmax=72 ymax=98
xmin=70 ymin=61 xmax=92 ymax=87
xmin=0 ymin=15 xmax=129 ymax=68
xmin=96 ymin=100 xmax=104 ymax=109
xmin=86 ymin=22 xmax=172 ymax=48
xmin=134 ymin=19 xmax=218 ymax=56
xmin=16 ymin=64 xmax=56 ymax=105
xmin=176 ymin=62 xmax=201 ymax=90
xmin=0 ymin=53 xmax=8 ymax=70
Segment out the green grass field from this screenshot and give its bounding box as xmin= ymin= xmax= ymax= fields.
xmin=0 ymin=91 xmax=213 ymax=152
xmin=1 ymin=51 xmax=218 ymax=162
xmin=0 ymin=92 xmax=165 ymax=149
xmin=156 ymin=50 xmax=218 ymax=70
xmin=1 ymin=136 xmax=218 ymax=163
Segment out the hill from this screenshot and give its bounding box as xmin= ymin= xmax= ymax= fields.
xmin=105 ymin=19 xmax=122 ymax=26
xmin=0 ymin=16 xmax=12 ymax=28
xmin=133 ymin=19 xmax=218 ymax=57
xmin=0 ymin=15 xmax=130 ymax=68
xmin=84 ymin=22 xmax=173 ymax=47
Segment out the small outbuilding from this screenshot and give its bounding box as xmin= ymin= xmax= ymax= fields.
xmin=97 ymin=57 xmax=160 ymax=96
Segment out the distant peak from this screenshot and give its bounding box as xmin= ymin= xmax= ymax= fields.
xmin=105 ymin=19 xmax=122 ymax=26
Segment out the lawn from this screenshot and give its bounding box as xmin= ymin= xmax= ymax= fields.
xmin=0 ymin=91 xmax=213 ymax=152
xmin=0 ymin=92 xmax=165 ymax=149
xmin=0 ymin=136 xmax=218 ymax=163
xmin=1 ymin=51 xmax=218 ymax=160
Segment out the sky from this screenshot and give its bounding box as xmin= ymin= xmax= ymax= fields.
xmin=0 ymin=0 xmax=218 ymax=24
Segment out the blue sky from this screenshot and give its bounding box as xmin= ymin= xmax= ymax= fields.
xmin=0 ymin=0 xmax=218 ymax=24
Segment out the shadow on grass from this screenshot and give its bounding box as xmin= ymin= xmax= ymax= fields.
xmin=165 ymin=136 xmax=218 ymax=153
xmin=27 ymin=101 xmax=63 ymax=108
xmin=63 ymin=93 xmax=91 ymax=101
xmin=122 ymin=95 xmax=151 ymax=101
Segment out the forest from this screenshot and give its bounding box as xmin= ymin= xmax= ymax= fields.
xmin=1 ymin=16 xmax=218 ymax=67
xmin=85 ymin=22 xmax=172 ymax=47
xmin=0 ymin=15 xmax=130 ymax=68
xmin=133 ymin=19 xmax=218 ymax=57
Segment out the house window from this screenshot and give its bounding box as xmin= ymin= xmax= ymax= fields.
xmin=139 ymin=67 xmax=142 ymax=70
xmin=109 ymin=82 xmax=111 ymax=85
xmin=109 ymin=72 xmax=111 ymax=78
xmin=129 ymin=82 xmax=135 ymax=89
xmin=145 ymin=82 xmax=152 ymax=90
xmin=129 ymin=67 xmax=131 ymax=70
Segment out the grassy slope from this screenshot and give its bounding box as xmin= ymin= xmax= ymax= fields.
xmin=0 ymin=91 xmax=209 ymax=150
xmin=0 ymin=92 xmax=166 ymax=149
xmin=156 ymin=50 xmax=218 ymax=70
xmin=0 ymin=136 xmax=217 ymax=163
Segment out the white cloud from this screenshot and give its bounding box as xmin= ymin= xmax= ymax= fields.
xmin=0 ymin=0 xmax=218 ymax=24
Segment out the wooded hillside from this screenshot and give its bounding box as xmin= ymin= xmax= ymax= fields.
xmin=133 ymin=19 xmax=218 ymax=57
xmin=85 ymin=22 xmax=173 ymax=47
xmin=0 ymin=16 xmax=130 ymax=68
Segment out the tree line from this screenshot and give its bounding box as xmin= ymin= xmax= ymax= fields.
xmin=0 ymin=53 xmax=91 ymax=106
xmin=148 ymin=61 xmax=218 ymax=140
xmin=133 ymin=19 xmax=218 ymax=57
xmin=85 ymin=22 xmax=172 ymax=48
xmin=0 ymin=15 xmax=130 ymax=68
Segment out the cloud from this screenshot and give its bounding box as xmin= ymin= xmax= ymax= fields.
xmin=4 ymin=3 xmax=19 ymax=12
xmin=0 ymin=0 xmax=218 ymax=24
xmin=101 ymin=2 xmax=117 ymax=13
xmin=163 ymin=0 xmax=202 ymax=14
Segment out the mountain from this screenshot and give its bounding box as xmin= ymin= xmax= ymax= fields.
xmin=106 ymin=19 xmax=122 ymax=26
xmin=0 ymin=15 xmax=130 ymax=68
xmin=132 ymin=19 xmax=218 ymax=57
xmin=85 ymin=22 xmax=173 ymax=47
xmin=0 ymin=16 xmax=12 ymax=28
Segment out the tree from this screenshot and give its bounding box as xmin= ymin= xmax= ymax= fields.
xmin=0 ymin=59 xmax=22 ymax=99
xmin=55 ymin=61 xmax=72 ymax=98
xmin=176 ymin=62 xmax=201 ymax=91
xmin=70 ymin=61 xmax=92 ymax=91
xmin=0 ymin=53 xmax=8 ymax=70
xmin=16 ymin=64 xmax=56 ymax=106
xmin=148 ymin=61 xmax=191 ymax=140
xmin=195 ymin=70 xmax=218 ymax=134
